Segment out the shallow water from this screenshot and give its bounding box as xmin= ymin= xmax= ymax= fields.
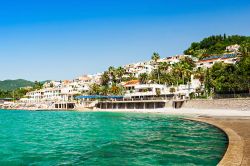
xmin=0 ymin=110 xmax=228 ymax=166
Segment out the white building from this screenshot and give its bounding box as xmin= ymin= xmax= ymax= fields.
xmin=123 ymin=75 xmax=201 ymax=100
xmin=123 ymin=61 xmax=155 ymax=77
xmin=226 ymin=44 xmax=240 ymax=53
xmin=124 ymin=84 xmax=172 ymax=99
xmin=176 ymin=80 xmax=201 ymax=98
xmin=122 ymin=55 xmax=198 ymax=78
xmin=25 ymin=79 xmax=91 ymax=103
xmin=159 ymin=55 xmax=198 ymax=65
xmin=26 ymin=87 xmax=74 ymax=102
xmin=43 ymin=81 xmax=62 ymax=88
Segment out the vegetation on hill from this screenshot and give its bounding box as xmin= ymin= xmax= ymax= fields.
xmin=89 ymin=53 xmax=197 ymax=96
xmin=184 ymin=34 xmax=250 ymax=59
xmin=90 ymin=46 xmax=250 ymax=98
xmin=0 ymin=80 xmax=44 ymax=99
xmin=0 ymin=79 xmax=34 ymax=91
xmin=144 ymin=56 xmax=196 ymax=85
xmin=206 ymin=53 xmax=250 ymax=95
xmin=88 ymin=66 xmax=126 ymax=96
xmin=0 ymin=88 xmax=30 ymax=100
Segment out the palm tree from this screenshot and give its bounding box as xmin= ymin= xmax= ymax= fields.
xmin=160 ymin=73 xmax=174 ymax=85
xmin=151 ymin=52 xmax=160 ymax=63
xmin=194 ymin=68 xmax=205 ymax=84
xmin=139 ymin=73 xmax=148 ymax=84
xmin=100 ymin=86 xmax=109 ymax=96
xmin=108 ymin=66 xmax=116 ymax=83
xmin=158 ymin=62 xmax=170 ymax=73
xmin=101 ymin=71 xmax=110 ymax=86
xmin=116 ymin=66 xmax=125 ymax=83
xmin=172 ymin=63 xmax=183 ymax=84
xmin=127 ymin=73 xmax=137 ymax=81
xmin=149 ymin=69 xmax=159 ymax=83
xmin=110 ymin=84 xmax=124 ymax=95
xmin=181 ymin=56 xmax=196 ymax=70
xmin=151 ymin=52 xmax=161 ymax=83
xmin=108 ymin=66 xmax=115 ymax=72
xmin=89 ymin=83 xmax=101 ymax=95
xmin=182 ymin=68 xmax=192 ymax=84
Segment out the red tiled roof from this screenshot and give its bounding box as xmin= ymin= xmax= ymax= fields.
xmin=198 ymin=58 xmax=220 ymax=63
xmin=124 ymin=80 xmax=139 ymax=86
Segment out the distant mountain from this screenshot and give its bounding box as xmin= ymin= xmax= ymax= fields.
xmin=40 ymin=80 xmax=51 ymax=84
xmin=0 ymin=79 xmax=35 ymax=91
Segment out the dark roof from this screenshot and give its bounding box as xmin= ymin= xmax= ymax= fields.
xmin=0 ymin=98 xmax=14 ymax=100
xmin=201 ymin=53 xmax=237 ymax=61
xmin=75 ymin=95 xmax=123 ymax=99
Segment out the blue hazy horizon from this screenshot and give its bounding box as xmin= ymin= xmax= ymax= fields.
xmin=0 ymin=0 xmax=250 ymax=81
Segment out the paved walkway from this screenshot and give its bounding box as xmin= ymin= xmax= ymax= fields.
xmin=190 ymin=117 xmax=250 ymax=166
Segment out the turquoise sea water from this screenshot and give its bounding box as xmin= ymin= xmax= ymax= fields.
xmin=0 ymin=110 xmax=228 ymax=166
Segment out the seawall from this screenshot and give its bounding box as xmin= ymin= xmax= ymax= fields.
xmin=182 ymin=98 xmax=250 ymax=111
xmin=189 ymin=117 xmax=250 ymax=166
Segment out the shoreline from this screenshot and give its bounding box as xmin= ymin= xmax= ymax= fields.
xmin=82 ymin=107 xmax=250 ymax=117
xmin=2 ymin=107 xmax=250 ymax=117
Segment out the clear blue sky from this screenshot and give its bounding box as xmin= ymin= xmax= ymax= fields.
xmin=0 ymin=0 xmax=250 ymax=81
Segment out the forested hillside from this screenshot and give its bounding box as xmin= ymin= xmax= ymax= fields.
xmin=184 ymin=35 xmax=250 ymax=59
xmin=0 ymin=79 xmax=34 ymax=91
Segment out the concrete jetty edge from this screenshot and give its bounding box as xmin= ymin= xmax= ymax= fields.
xmin=186 ymin=118 xmax=244 ymax=166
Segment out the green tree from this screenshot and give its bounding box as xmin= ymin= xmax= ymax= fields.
xmin=101 ymin=71 xmax=110 ymax=86
xmin=204 ymin=69 xmax=212 ymax=95
xmin=158 ymin=62 xmax=170 ymax=72
xmin=139 ymin=73 xmax=148 ymax=84
xmin=209 ymin=62 xmax=247 ymax=94
xmin=151 ymin=52 xmax=160 ymax=63
xmin=172 ymin=63 xmax=183 ymax=84
xmin=151 ymin=52 xmax=161 ymax=83
xmin=170 ymin=87 xmax=176 ymax=93
xmin=116 ymin=66 xmax=126 ymax=83
xmin=184 ymin=35 xmax=250 ymax=59
xmin=108 ymin=66 xmax=116 ymax=84
xmin=0 ymin=90 xmax=12 ymax=98
xmin=110 ymin=84 xmax=124 ymax=95
xmin=33 ymin=81 xmax=43 ymax=90
xmin=240 ymin=40 xmax=250 ymax=56
xmin=88 ymin=83 xmax=101 ymax=95
xmin=194 ymin=68 xmax=205 ymax=85
xmin=100 ymin=86 xmax=109 ymax=96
